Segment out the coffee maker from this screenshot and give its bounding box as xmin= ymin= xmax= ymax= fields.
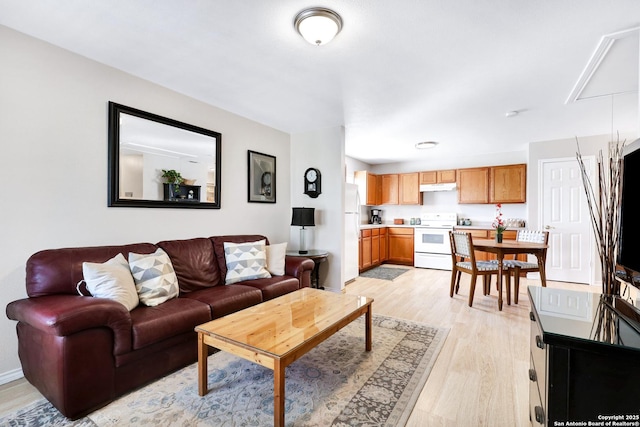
xmin=370 ymin=209 xmax=382 ymax=224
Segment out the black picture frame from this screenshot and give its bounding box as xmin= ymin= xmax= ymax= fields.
xmin=247 ymin=150 xmax=276 ymax=203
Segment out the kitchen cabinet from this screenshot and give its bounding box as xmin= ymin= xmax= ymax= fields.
xmin=359 ymin=227 xmax=388 ymax=272
xmin=360 ymin=229 xmax=372 ymax=270
xmin=490 ymin=163 xmax=526 ymax=203
xmin=387 ymin=227 xmax=414 ymax=265
xmin=379 ymin=227 xmax=388 ymax=261
xmin=457 ymin=167 xmax=490 ymax=204
xmin=380 ymin=174 xmax=399 ymax=204
xmin=457 ymin=164 xmax=526 ymax=204
xmin=420 ymin=169 xmax=456 ymax=184
xmin=354 ymin=170 xmax=378 ymax=205
xmin=399 ymin=172 xmax=422 ymax=205
xmin=528 ymin=286 xmax=640 ymax=426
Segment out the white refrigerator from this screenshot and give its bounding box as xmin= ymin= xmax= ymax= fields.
xmin=344 ymin=183 xmax=360 ymax=283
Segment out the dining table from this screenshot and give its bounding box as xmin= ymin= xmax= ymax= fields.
xmin=472 ymin=238 xmax=549 ymax=310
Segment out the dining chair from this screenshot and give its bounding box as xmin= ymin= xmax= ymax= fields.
xmin=502 ymin=230 xmax=549 ymax=304
xmin=449 ymin=231 xmax=508 ymax=307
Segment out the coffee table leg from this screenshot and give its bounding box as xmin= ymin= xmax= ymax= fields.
xmin=274 ymin=360 xmax=285 ymax=427
xmin=198 ymin=333 xmax=208 ymax=396
xmin=365 ymin=306 xmax=372 ymax=351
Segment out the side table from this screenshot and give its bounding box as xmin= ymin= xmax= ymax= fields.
xmin=286 ymin=250 xmax=328 ymax=289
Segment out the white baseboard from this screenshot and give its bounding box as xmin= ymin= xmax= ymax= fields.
xmin=0 ymin=368 xmax=24 ymax=385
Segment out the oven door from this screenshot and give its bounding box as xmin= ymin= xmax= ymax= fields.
xmin=414 ymin=227 xmax=452 ymax=254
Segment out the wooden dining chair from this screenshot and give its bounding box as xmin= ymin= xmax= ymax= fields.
xmin=449 ymin=231 xmax=506 ymax=307
xmin=502 ymin=230 xmax=549 ymax=304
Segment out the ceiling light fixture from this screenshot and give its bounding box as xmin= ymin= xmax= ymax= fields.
xmin=415 ymin=141 xmax=438 ymax=149
xmin=505 ymin=110 xmax=519 ymax=118
xmin=294 ymin=7 xmax=343 ymax=46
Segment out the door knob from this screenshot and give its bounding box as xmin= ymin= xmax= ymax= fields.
xmin=544 ymin=225 xmax=555 ymax=230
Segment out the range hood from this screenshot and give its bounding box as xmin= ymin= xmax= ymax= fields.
xmin=419 ymin=183 xmax=457 ymax=192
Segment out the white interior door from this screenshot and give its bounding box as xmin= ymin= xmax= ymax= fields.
xmin=540 ymin=157 xmax=594 ymax=284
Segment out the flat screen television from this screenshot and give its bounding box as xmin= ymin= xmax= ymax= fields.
xmin=617 ymin=137 xmax=640 ymax=289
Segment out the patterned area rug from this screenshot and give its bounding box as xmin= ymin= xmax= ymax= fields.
xmin=359 ymin=266 xmax=410 ymax=281
xmin=1 ymin=315 xmax=447 ymax=427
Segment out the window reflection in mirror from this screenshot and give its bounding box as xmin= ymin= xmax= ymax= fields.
xmin=108 ymin=102 xmax=221 ymax=209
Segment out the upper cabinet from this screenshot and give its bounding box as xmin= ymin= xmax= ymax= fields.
xmin=399 ymin=172 xmax=422 ymax=205
xmin=380 ymin=174 xmax=399 ymax=204
xmin=457 ymin=164 xmax=526 ymax=204
xmin=457 ymin=167 xmax=490 ymax=204
xmin=490 ymin=164 xmax=526 ymax=203
xmin=354 ymin=170 xmax=378 ymax=205
xmin=420 ymin=169 xmax=456 ymax=184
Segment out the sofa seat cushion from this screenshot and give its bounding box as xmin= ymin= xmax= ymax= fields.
xmin=241 ymin=276 xmax=300 ymax=301
xmin=182 ymin=284 xmax=262 ymax=319
xmin=129 ymin=298 xmax=211 ymax=350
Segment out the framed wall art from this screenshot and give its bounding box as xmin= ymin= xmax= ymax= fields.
xmin=247 ymin=150 xmax=276 ymax=203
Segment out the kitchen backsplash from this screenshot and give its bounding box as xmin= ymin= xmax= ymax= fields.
xmin=360 ymin=190 xmax=527 ymax=226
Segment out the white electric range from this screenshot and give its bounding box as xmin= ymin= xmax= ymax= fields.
xmin=414 ymin=212 xmax=457 ymax=270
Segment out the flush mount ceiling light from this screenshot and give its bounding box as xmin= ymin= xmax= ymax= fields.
xmin=294 ymin=7 xmax=343 ymax=46
xmin=415 ymin=141 xmax=438 ymax=149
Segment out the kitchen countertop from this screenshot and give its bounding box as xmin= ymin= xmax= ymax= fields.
xmin=455 ymin=225 xmax=526 ymax=231
xmin=359 ymin=223 xmax=415 ymax=230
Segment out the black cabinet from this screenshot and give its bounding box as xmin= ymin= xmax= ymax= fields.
xmin=163 ymin=183 xmax=201 ymax=202
xmin=528 ymin=286 xmax=640 ymax=426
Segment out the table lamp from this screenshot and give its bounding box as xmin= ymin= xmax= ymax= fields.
xmin=291 ymin=207 xmax=315 ymax=254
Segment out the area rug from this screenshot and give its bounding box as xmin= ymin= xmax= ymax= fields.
xmin=1 ymin=315 xmax=448 ymax=427
xmin=359 ymin=266 xmax=410 ymax=281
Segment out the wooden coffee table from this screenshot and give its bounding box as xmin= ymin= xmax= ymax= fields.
xmin=195 ymin=287 xmax=374 ymax=427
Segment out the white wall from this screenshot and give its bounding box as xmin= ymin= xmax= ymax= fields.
xmin=0 ymin=26 xmax=292 ymax=380
xmin=291 ymin=127 xmax=345 ymax=292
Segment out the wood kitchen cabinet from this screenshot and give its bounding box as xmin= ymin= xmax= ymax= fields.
xmin=490 ymin=163 xmax=526 ymax=203
xmin=420 ymin=169 xmax=456 ymax=184
xmin=399 ymin=172 xmax=422 ymax=205
xmin=457 ymin=167 xmax=490 ymax=204
xmin=359 ymin=227 xmax=388 ymax=272
xmin=354 ymin=170 xmax=378 ymax=205
xmin=360 ymin=229 xmax=372 ymax=270
xmin=457 ymin=164 xmax=526 ymax=204
xmin=387 ymin=227 xmax=414 ymax=265
xmin=380 ymin=174 xmax=399 ymax=204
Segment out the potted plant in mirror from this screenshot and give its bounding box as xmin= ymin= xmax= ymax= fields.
xmin=161 ymin=169 xmax=185 ymax=200
xmin=493 ymin=203 xmax=507 ymax=243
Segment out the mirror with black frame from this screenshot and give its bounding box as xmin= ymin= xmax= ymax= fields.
xmin=108 ymin=102 xmax=221 ymax=209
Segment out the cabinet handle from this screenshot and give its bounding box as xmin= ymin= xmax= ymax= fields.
xmin=535 ymin=335 xmax=544 ymax=349
xmin=529 ymin=311 xmax=535 ymax=321
xmin=534 ymin=406 xmax=544 ymax=423
xmin=528 ymin=368 xmax=537 ymax=382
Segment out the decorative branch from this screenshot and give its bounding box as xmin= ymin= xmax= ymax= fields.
xmin=576 ymin=134 xmax=625 ymax=295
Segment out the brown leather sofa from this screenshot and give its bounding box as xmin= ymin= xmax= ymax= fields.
xmin=6 ymin=234 xmax=314 ymax=419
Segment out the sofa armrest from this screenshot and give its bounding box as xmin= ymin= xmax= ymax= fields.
xmin=6 ymin=295 xmax=132 ymax=355
xmin=284 ymin=256 xmax=315 ymax=288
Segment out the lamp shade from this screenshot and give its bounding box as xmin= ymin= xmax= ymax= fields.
xmin=291 ymin=207 xmax=315 ymax=227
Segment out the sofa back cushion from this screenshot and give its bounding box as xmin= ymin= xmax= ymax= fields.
xmin=157 ymin=238 xmax=222 ymax=293
xmin=211 ymin=235 xmax=270 ymax=280
xmin=26 ymin=243 xmax=157 ymax=297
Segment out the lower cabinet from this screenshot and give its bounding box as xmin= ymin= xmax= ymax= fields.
xmin=359 ymin=227 xmax=391 ymax=272
xmin=387 ymin=228 xmax=414 ymax=265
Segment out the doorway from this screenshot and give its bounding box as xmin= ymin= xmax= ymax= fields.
xmin=539 ymin=157 xmax=594 ymax=284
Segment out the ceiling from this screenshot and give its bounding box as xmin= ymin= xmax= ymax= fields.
xmin=1 ymin=0 xmax=639 ymax=164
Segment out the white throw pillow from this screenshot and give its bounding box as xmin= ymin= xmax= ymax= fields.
xmin=265 ymin=242 xmax=288 ymax=276
xmin=224 ymin=239 xmax=272 ymax=284
xmin=82 ymin=253 xmax=139 ymax=311
xmin=128 ymin=248 xmax=179 ymax=307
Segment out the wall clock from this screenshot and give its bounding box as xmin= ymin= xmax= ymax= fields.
xmin=304 ymin=167 xmax=321 ymax=198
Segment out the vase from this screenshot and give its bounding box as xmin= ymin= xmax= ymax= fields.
xmin=496 ymin=233 xmax=503 ymax=243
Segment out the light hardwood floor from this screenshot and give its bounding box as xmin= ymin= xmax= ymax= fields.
xmin=0 ymin=266 xmax=596 ymax=424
